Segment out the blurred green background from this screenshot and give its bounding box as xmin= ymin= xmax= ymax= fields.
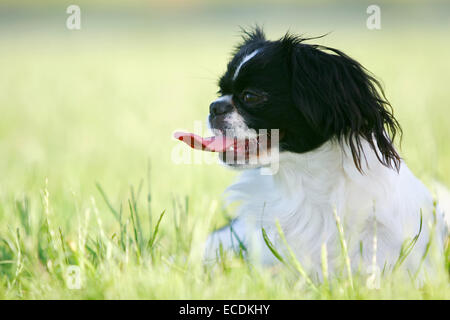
xmin=0 ymin=0 xmax=449 ymax=299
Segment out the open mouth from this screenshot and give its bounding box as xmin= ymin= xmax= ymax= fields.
xmin=173 ymin=131 xmax=274 ymax=164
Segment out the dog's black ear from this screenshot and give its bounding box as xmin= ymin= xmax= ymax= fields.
xmin=289 ymin=39 xmax=402 ymax=172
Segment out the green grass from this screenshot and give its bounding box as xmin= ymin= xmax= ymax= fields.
xmin=0 ymin=7 xmax=449 ymax=299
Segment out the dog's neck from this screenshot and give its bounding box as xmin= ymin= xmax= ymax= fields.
xmin=273 ymin=141 xmax=346 ymax=203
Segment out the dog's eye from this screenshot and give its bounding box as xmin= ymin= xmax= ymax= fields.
xmin=242 ymin=91 xmax=264 ymax=104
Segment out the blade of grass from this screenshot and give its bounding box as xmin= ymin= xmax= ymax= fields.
xmin=275 ymin=220 xmax=319 ymax=294
xmin=128 ymin=199 xmax=141 ymax=262
xmin=261 ymin=227 xmax=285 ymax=265
xmin=332 ymin=207 xmax=354 ymax=290
xmin=59 ymin=227 xmax=69 ymax=265
xmin=321 ymin=242 xmax=330 ymax=293
xmin=393 ymin=210 xmax=423 ymax=272
xmin=95 ymin=182 xmax=120 ymax=222
xmin=147 ymin=210 xmax=166 ymax=249
xmin=130 ymin=185 xmax=144 ymax=252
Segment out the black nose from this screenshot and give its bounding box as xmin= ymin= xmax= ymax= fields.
xmin=209 ymin=100 xmax=233 ymax=116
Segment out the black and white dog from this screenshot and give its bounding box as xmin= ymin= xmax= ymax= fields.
xmin=202 ymin=28 xmax=447 ymax=279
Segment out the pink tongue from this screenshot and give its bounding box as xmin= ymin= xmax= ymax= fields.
xmin=173 ymin=131 xmax=235 ymax=152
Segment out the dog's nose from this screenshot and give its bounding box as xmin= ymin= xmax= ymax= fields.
xmin=209 ymin=100 xmax=233 ymax=116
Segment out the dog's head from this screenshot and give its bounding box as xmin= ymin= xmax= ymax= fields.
xmin=208 ymin=27 xmax=401 ymax=172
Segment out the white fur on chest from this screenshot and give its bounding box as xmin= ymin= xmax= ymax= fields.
xmin=205 ymin=139 xmax=447 ymax=278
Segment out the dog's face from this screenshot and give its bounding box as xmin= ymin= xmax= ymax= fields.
xmin=208 ymin=28 xmax=401 ymax=172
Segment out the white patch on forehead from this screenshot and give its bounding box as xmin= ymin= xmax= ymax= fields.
xmin=233 ymin=49 xmax=260 ymax=81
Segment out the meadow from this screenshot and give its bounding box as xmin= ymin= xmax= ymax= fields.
xmin=0 ymin=2 xmax=449 ymax=299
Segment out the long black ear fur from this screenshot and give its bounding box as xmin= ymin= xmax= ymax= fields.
xmin=287 ymin=35 xmax=402 ymax=172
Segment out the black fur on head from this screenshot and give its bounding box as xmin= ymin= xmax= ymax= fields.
xmin=215 ymin=26 xmax=402 ymax=172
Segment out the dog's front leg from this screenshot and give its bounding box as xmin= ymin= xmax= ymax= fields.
xmin=203 ymin=218 xmax=277 ymax=265
xmin=204 ymin=218 xmax=248 ymax=263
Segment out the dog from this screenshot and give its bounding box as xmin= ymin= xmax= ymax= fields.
xmin=200 ymin=28 xmax=448 ymax=280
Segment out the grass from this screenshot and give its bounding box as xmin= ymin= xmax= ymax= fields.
xmin=0 ymin=4 xmax=449 ymax=299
